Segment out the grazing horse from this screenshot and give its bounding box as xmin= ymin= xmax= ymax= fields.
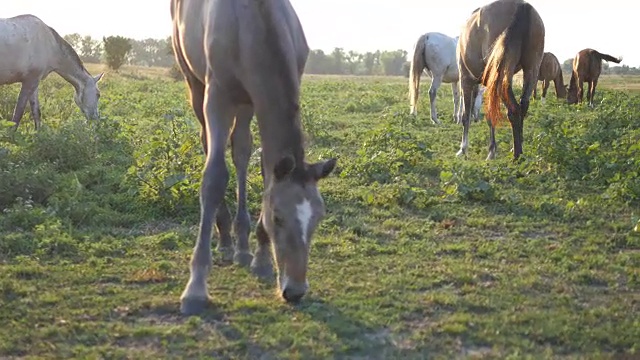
xmin=457 ymin=0 xmax=545 ymax=160
xmin=171 ymin=0 xmax=337 ymax=315
xmin=533 ymin=52 xmax=566 ymax=102
xmin=0 ymin=15 xmax=104 ymax=129
xmin=409 ymin=32 xmax=484 ymax=124
xmin=567 ymin=48 xmax=622 ymax=106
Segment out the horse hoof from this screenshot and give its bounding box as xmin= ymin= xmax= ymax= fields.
xmin=216 ymin=246 xmax=234 ymax=262
xmin=486 ymin=152 xmax=496 ymax=161
xmin=233 ymin=251 xmax=254 ymax=268
xmin=180 ymin=296 xmax=210 ymax=315
xmin=431 ymin=118 xmax=441 ymax=125
xmin=456 ymin=149 xmax=466 ymax=157
xmin=250 ymin=261 xmax=274 ymax=280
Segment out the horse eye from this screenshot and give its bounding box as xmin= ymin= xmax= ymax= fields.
xmin=273 ymin=215 xmax=284 ymax=226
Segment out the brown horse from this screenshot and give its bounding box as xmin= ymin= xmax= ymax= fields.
xmin=456 ymin=0 xmax=545 ymax=160
xmin=171 ymin=0 xmax=337 ymax=315
xmin=533 ymin=52 xmax=566 ymax=101
xmin=0 ymin=15 xmax=104 ymax=129
xmin=567 ymin=48 xmax=622 ymax=106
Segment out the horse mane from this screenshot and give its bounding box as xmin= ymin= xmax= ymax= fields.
xmin=47 ymin=26 xmax=89 ymax=76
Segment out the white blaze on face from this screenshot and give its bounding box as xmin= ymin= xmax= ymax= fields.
xmin=296 ymin=199 xmax=313 ymax=244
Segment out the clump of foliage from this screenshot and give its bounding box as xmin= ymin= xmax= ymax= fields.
xmin=103 ymin=35 xmax=132 ymax=70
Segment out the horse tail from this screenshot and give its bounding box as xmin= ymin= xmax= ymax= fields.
xmin=594 ymin=51 xmax=622 ymax=64
xmin=481 ymin=2 xmax=533 ymax=127
xmin=409 ymin=34 xmax=427 ymax=115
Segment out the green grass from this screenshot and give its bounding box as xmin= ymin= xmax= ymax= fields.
xmin=0 ymin=71 xmax=639 ymax=359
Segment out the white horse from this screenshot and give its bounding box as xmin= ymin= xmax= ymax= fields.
xmin=172 ymin=0 xmax=336 ymax=315
xmin=409 ymin=32 xmax=485 ymax=124
xmin=0 ymin=15 xmax=104 ymax=129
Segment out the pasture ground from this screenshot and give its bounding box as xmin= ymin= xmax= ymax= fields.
xmin=0 ymin=66 xmax=639 ymax=359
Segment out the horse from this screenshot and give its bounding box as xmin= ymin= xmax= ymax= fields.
xmin=0 ymin=15 xmax=104 ymax=130
xmin=567 ymin=48 xmax=622 ymax=107
xmin=409 ymin=32 xmax=484 ymax=124
xmin=171 ymin=0 xmax=337 ymax=315
xmin=456 ymin=0 xmax=545 ymax=160
xmin=533 ymin=52 xmax=566 ymax=102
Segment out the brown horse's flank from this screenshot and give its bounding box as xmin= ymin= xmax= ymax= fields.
xmin=535 ymin=52 xmax=566 ymax=99
xmin=481 ymin=2 xmax=532 ymax=127
xmin=456 ymin=0 xmax=544 ymax=161
xmin=567 ymin=48 xmax=621 ymax=106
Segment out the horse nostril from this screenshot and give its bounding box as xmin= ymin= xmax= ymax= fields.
xmin=282 ymin=288 xmax=304 ymax=303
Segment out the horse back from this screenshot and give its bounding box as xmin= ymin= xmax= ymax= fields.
xmin=173 ymin=0 xmax=308 ymax=103
xmin=574 ymin=49 xmax=602 ymax=82
xmin=0 ymin=15 xmax=58 ymax=83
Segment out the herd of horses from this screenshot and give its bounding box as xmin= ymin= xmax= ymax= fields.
xmin=409 ymin=5 xmax=622 ymax=160
xmin=0 ymin=0 xmax=625 ymax=315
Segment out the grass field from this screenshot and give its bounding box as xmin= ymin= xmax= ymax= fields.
xmin=0 ymin=66 xmax=639 ymax=359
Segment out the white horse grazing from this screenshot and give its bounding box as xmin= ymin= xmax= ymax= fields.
xmin=172 ymin=0 xmax=336 ymax=315
xmin=409 ymin=32 xmax=484 ymax=124
xmin=0 ymin=15 xmax=104 ymax=129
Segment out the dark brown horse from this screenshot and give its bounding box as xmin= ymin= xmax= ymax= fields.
xmin=567 ymin=48 xmax=622 ymax=106
xmin=457 ymin=0 xmax=545 ymax=160
xmin=533 ymin=52 xmax=566 ymax=101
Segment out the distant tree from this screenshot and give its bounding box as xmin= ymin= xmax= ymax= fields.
xmin=402 ymin=61 xmax=411 ymax=78
xmin=380 ymin=50 xmax=408 ymax=76
xmin=103 ymin=36 xmax=132 ymax=70
xmin=562 ymin=58 xmax=573 ymax=74
xmin=63 ymin=33 xmax=82 ymax=54
xmin=80 ymin=36 xmax=102 ymax=63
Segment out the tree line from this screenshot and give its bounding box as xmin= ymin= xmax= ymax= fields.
xmin=63 ymin=34 xmax=640 ymax=77
xmin=63 ymin=34 xmax=412 ymax=76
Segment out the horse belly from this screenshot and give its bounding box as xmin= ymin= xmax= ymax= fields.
xmin=0 ymin=48 xmax=36 ymax=84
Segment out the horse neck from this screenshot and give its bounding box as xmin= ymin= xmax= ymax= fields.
xmin=52 ymin=40 xmax=91 ymax=92
xmin=554 ymin=71 xmax=565 ymax=91
xmin=260 ymin=104 xmax=306 ymax=184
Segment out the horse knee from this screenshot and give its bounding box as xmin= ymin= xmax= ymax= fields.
xmin=429 ymin=87 xmax=437 ymax=99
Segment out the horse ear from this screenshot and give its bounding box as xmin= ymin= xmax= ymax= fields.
xmin=274 ymin=155 xmax=295 ymax=181
xmin=309 ymin=158 xmax=337 ymax=181
xmin=94 ymin=72 xmax=104 ymax=83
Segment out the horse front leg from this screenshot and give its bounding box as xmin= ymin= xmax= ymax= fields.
xmin=230 ymin=104 xmax=254 ymax=267
xmin=429 ymin=75 xmax=443 ymax=125
xmin=180 ymin=84 xmax=235 ymax=316
xmin=11 ymin=80 xmax=38 ymax=129
xmin=456 ymin=77 xmax=475 ymax=158
xmin=185 ymin=75 xmax=234 ymax=262
xmin=251 ymin=151 xmax=274 ymax=280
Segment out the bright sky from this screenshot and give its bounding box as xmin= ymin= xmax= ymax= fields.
xmin=2 ymin=0 xmax=637 ymax=66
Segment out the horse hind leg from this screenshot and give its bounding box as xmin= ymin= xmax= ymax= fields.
xmin=451 ymin=81 xmax=461 ymax=124
xmin=29 ymin=87 xmax=42 ymax=130
xmin=230 ymin=104 xmax=254 ymax=267
xmin=180 ymin=84 xmax=235 ymax=315
xmin=428 ymin=75 xmax=443 ymax=125
xmin=588 ymin=80 xmax=597 ymax=107
xmin=541 ymin=80 xmax=550 ymax=104
xmin=511 ymin=68 xmax=538 ymax=160
xmin=456 ymin=77 xmax=476 ymax=158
